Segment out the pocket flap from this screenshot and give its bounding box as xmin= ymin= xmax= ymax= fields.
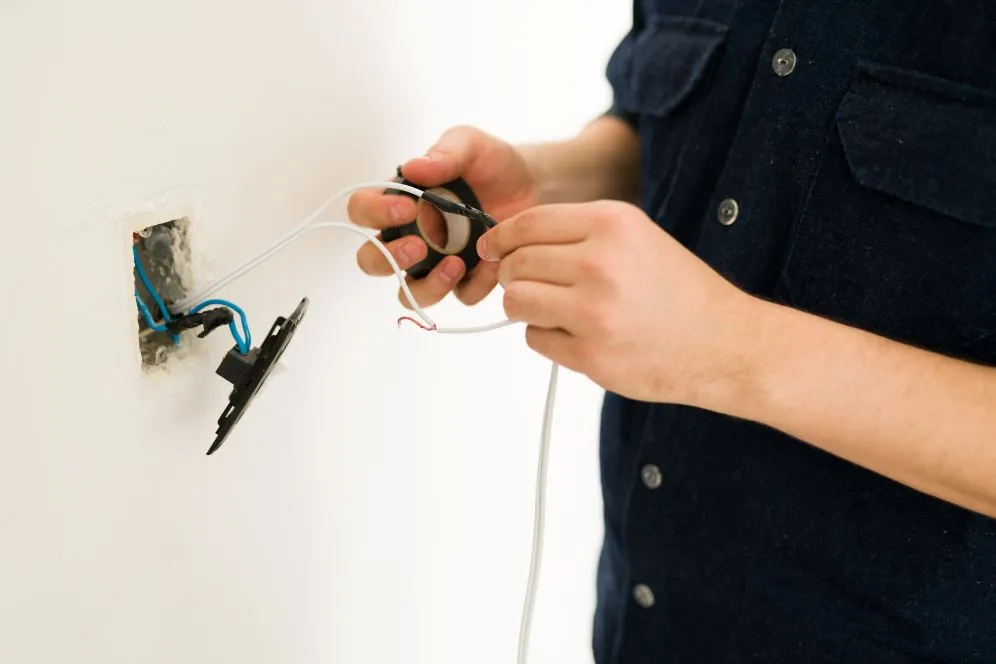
xmin=607 ymin=15 xmax=727 ymax=117
xmin=836 ymin=64 xmax=996 ymax=227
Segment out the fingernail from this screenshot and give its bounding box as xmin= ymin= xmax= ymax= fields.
xmin=390 ymin=201 xmax=406 ymax=224
xmin=477 ymin=235 xmax=492 ymax=261
xmin=441 ymin=259 xmax=463 ymax=282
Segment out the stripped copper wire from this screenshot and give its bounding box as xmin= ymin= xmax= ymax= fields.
xmin=396 ymin=315 xmax=437 ymax=331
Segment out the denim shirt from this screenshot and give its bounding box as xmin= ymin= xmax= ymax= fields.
xmin=596 ymin=1 xmax=996 ymax=662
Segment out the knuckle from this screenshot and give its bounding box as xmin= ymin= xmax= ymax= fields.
xmin=435 ymin=125 xmax=480 ymax=155
xmin=595 ymin=199 xmax=625 ymax=217
xmin=582 ymin=301 xmax=618 ymax=338
xmin=577 ymin=254 xmax=610 ymax=282
xmin=590 ymin=209 xmax=613 ymax=233
xmin=588 ymin=200 xmax=624 ymax=233
xmin=448 ymin=124 xmax=477 ymax=139
xmin=598 ymin=198 xmax=625 ymax=213
xmin=450 ymin=124 xmax=486 ymax=147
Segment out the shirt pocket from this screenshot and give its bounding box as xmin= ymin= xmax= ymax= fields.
xmin=775 ymin=63 xmax=996 ymax=362
xmin=607 ymin=14 xmax=728 ymax=230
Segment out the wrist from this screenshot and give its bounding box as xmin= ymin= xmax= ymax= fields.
xmin=691 ymin=292 xmax=784 ymax=420
xmin=516 ymin=142 xmax=562 ymax=206
xmin=515 ymin=115 xmax=641 ymax=206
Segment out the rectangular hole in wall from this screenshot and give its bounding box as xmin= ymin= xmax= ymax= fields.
xmin=133 ymin=218 xmax=192 ymax=368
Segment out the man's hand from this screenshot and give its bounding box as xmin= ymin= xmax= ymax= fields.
xmin=348 ymin=116 xmax=642 ymax=310
xmin=482 ymin=199 xmax=996 ymax=519
xmin=347 ymin=126 xmax=539 ymax=309
xmin=479 ymin=200 xmax=754 ymax=406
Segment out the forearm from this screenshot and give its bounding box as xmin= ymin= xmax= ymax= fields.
xmin=517 ymin=114 xmax=641 ymax=206
xmin=717 ymin=296 xmax=996 ymax=519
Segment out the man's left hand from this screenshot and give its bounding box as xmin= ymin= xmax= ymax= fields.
xmin=477 ymin=200 xmax=756 ymax=407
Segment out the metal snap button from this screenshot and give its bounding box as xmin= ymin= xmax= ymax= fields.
xmin=641 ymin=464 xmax=662 ymax=490
xmin=772 ymin=48 xmax=797 ymax=77
xmin=633 ymin=583 xmax=656 ymax=608
xmin=717 ymin=198 xmax=740 ymax=226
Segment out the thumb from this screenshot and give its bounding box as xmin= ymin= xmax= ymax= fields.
xmin=401 ymin=126 xmax=482 ymax=187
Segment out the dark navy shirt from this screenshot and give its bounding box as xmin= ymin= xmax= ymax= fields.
xmin=596 ymin=1 xmax=996 ymax=662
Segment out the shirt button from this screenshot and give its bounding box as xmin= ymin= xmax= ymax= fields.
xmin=772 ymin=48 xmax=797 ymax=77
xmin=633 ymin=583 xmax=656 ymax=608
xmin=717 ymin=198 xmax=739 ymax=226
xmin=640 ymin=464 xmax=662 ymax=489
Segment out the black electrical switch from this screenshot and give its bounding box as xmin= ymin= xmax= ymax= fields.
xmin=209 ymin=297 xmax=309 ymax=455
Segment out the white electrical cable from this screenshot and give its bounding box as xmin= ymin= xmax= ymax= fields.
xmin=171 ymin=180 xmax=556 ymax=664
xmin=519 ymin=361 xmax=558 ymax=664
xmin=172 ymin=180 xmax=424 ymax=312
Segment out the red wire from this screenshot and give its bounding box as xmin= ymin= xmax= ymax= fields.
xmin=396 ymin=316 xmax=437 ymax=331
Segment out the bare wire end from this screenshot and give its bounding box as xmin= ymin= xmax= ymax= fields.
xmin=397 ymin=316 xmax=437 ymax=331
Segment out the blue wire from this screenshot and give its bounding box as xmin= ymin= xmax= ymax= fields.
xmin=132 ymin=241 xmax=251 ymax=354
xmin=189 ymin=298 xmax=252 ymax=355
xmin=135 ymin=292 xmax=168 ymax=332
xmin=132 ymin=244 xmax=180 ymax=344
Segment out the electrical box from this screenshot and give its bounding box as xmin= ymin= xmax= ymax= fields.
xmin=133 ymin=218 xmax=191 ymax=367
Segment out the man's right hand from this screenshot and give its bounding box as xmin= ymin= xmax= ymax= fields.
xmin=347 ymin=125 xmax=539 ymax=309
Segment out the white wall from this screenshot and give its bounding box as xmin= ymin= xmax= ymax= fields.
xmin=0 ymin=2 xmax=629 ymax=662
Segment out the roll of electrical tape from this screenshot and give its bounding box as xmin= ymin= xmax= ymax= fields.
xmin=380 ymin=168 xmax=487 ymax=280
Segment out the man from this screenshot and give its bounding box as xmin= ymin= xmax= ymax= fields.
xmin=348 ymin=1 xmax=996 ymax=661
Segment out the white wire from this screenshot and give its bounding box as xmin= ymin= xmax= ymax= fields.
xmin=172 ymin=180 xmax=425 ymax=312
xmin=168 ymin=179 xmax=555 ymax=664
xmin=518 ymin=361 xmax=558 ymax=664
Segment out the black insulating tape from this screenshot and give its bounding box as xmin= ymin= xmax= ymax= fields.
xmin=380 ymin=168 xmax=486 ymax=280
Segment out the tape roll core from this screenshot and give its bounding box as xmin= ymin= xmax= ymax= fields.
xmin=415 ymin=187 xmax=471 ymax=254
xmin=380 ymin=169 xmax=488 ymax=280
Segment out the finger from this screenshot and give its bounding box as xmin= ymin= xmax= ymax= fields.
xmin=401 ymin=126 xmax=482 ymax=187
xmin=397 ymin=255 xmax=466 ymax=309
xmin=347 ymin=188 xmax=418 ymax=230
xmin=454 ymin=259 xmax=499 ymax=306
xmin=478 ymin=204 xmax=592 ymax=262
xmin=356 ymin=236 xmax=428 ymax=276
xmin=501 ymin=280 xmax=580 ymax=330
xmin=524 ymin=325 xmax=587 ymax=373
xmin=497 ymin=244 xmax=579 ymax=288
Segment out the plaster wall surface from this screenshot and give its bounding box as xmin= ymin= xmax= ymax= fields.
xmin=0 ymin=2 xmax=628 ymax=662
